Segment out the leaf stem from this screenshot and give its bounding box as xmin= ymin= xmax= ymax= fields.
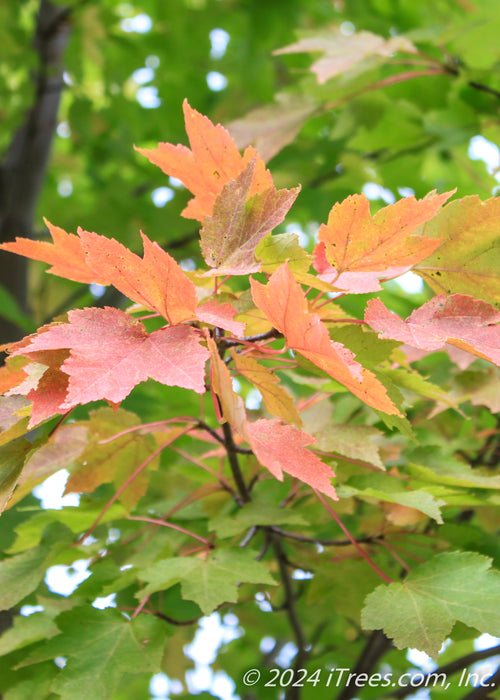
xmin=315 ymin=491 xmax=394 ymax=584
xmin=126 ymin=515 xmax=213 ymax=547
xmin=76 ymin=429 xmax=191 ymax=544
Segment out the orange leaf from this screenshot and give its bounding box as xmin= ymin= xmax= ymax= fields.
xmin=365 ymin=294 xmax=500 ymax=367
xmin=312 ymin=191 xmax=452 ymax=293
xmin=246 ymin=418 xmax=337 ymax=499
xmin=135 ymin=100 xmax=273 ymax=221
xmin=251 ymin=264 xmax=401 ymax=415
xmin=80 ymin=230 xmax=197 ymax=324
xmin=0 ymin=219 xmax=108 ymax=285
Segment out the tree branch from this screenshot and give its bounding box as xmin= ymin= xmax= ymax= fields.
xmin=384 ymin=644 xmax=500 ymax=700
xmin=222 ymin=421 xmax=251 ymax=503
xmin=270 ymin=531 xmax=310 ymax=700
xmin=334 ymin=630 xmax=392 ymax=700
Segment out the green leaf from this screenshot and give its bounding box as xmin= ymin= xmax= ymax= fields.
xmin=255 ymin=232 xmax=311 ymax=274
xmin=0 ymin=546 xmax=49 ymax=610
xmin=415 ymin=196 xmax=500 ymax=305
xmin=0 ymin=440 xmax=31 ymax=514
xmin=65 ymin=407 xmax=159 ymax=510
xmin=406 ymin=446 xmax=500 ymax=489
xmin=362 ymin=552 xmax=500 ymax=657
xmin=138 ymin=549 xmax=276 ymax=614
xmin=314 ymin=424 xmax=384 ymax=468
xmin=0 ymin=612 xmax=59 ymax=656
xmin=209 ymin=502 xmax=308 ymax=537
xmin=338 ymin=474 xmax=445 ymax=523
xmin=18 ymin=608 xmax=164 ymax=700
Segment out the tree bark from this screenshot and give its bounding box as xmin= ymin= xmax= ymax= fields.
xmin=0 ymin=0 xmax=70 ymax=344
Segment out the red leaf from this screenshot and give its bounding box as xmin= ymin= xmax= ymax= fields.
xmin=196 ymin=300 xmax=245 ymax=336
xmin=312 ymin=191 xmax=452 ymax=293
xmin=27 ymin=367 xmax=69 ymax=429
xmin=251 ymin=264 xmax=401 ymax=415
xmin=246 ymin=418 xmax=337 ymax=499
xmin=200 ymin=160 xmax=300 ymax=275
xmin=135 ymin=100 xmax=273 ymax=221
xmin=365 ymin=294 xmax=500 ymax=366
xmin=0 ymin=219 xmax=108 ymax=285
xmin=11 ymin=307 xmax=209 ymax=407
xmin=80 ymin=230 xmax=197 ymax=324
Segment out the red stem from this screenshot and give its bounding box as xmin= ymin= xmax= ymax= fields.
xmin=127 ymin=515 xmax=212 ymax=547
xmin=315 ymin=491 xmax=394 ymax=584
xmin=76 ymin=428 xmax=192 ymax=544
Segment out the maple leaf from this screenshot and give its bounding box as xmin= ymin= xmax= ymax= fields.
xmin=251 ymin=264 xmax=401 ymax=415
xmin=312 ymin=192 xmax=452 ymax=293
xmin=247 ymin=418 xmax=337 ymax=499
xmin=200 ymin=159 xmax=300 ymax=275
xmin=274 ymin=28 xmax=416 ymax=84
xmin=195 ymin=300 xmax=245 ymax=336
xmin=365 ymin=294 xmax=500 ymax=367
xmin=0 ymin=224 xmax=197 ymax=324
xmin=135 ymin=100 xmax=273 ymax=221
xmin=0 ymin=219 xmax=107 ymax=285
xmin=228 ymin=93 xmax=317 ymax=162
xmin=362 ymin=552 xmax=500 ymax=657
xmin=65 ymin=408 xmax=160 ymax=510
xmin=80 ymin=229 xmax=197 ymax=324
xmin=414 ymin=195 xmax=500 ymax=304
xmin=11 ymin=307 xmax=209 ymax=407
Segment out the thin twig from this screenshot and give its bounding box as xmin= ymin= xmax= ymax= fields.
xmin=315 ymin=491 xmax=394 ymax=584
xmin=126 ymin=515 xmax=213 ymax=547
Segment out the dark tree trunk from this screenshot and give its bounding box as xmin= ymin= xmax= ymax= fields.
xmin=0 ymin=0 xmax=70 ymax=344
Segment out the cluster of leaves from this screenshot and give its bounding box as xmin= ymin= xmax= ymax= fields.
xmin=2 ymin=2 xmax=500 ymax=697
xmin=1 ymin=98 xmax=500 ymax=699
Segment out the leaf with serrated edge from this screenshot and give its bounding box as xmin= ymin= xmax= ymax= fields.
xmin=135 ymin=100 xmax=273 ymax=221
xmin=65 ymin=407 xmax=159 ymax=509
xmin=312 ymin=191 xmax=452 ymax=293
xmin=365 ymin=294 xmax=500 ymax=367
xmin=80 ymin=229 xmax=197 ymax=324
xmin=247 ymin=418 xmax=337 ymax=499
xmin=138 ymin=549 xmax=275 ymax=615
xmin=18 ymin=608 xmax=164 ymax=700
xmin=251 ymin=263 xmax=401 ymax=415
xmin=314 ymin=424 xmax=384 ymax=468
xmin=0 ymin=546 xmax=49 ymax=610
xmin=275 ymin=29 xmax=417 ymax=83
xmin=256 ymin=232 xmax=312 ymax=274
xmin=362 ymin=552 xmax=500 ymax=657
xmin=11 ymin=307 xmax=209 ymax=407
xmin=0 ymin=219 xmax=107 ymax=284
xmin=415 ymin=196 xmax=500 ymax=304
xmin=200 ymin=159 xmax=300 ymax=275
